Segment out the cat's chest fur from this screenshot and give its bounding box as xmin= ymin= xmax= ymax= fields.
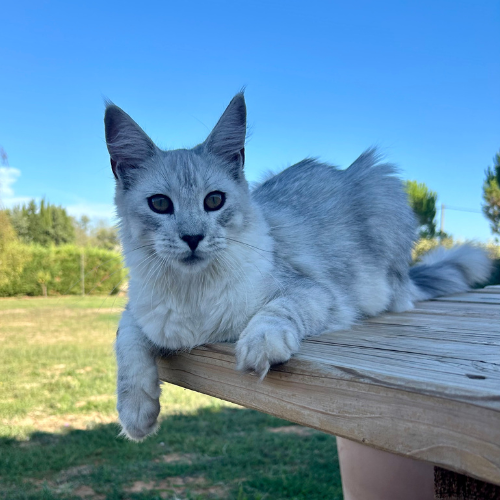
xmin=127 ymin=242 xmax=274 ymax=350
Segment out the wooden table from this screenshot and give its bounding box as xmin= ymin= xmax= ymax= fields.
xmin=157 ymin=286 xmax=500 ymax=488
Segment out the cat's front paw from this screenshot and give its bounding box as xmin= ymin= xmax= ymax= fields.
xmin=235 ymin=319 xmax=300 ymax=379
xmin=117 ymin=372 xmax=161 ymax=441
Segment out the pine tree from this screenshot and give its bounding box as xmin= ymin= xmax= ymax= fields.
xmin=7 ymin=199 xmax=75 ymax=246
xmin=404 ymin=180 xmax=438 ymax=238
xmin=482 ymin=151 xmax=500 ymax=236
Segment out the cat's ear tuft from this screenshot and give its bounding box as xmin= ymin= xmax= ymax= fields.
xmin=204 ymin=93 xmax=247 ymax=177
xmin=104 ymin=103 xmax=157 ymax=182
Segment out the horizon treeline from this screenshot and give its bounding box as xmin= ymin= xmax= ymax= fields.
xmin=0 ymin=201 xmax=125 ymax=297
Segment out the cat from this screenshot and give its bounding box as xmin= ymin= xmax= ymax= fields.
xmin=104 ymin=93 xmax=492 ymax=440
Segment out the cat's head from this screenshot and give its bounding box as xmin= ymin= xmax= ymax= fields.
xmin=104 ymin=94 xmax=254 ymax=274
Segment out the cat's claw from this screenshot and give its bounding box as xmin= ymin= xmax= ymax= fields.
xmin=235 ymin=323 xmax=300 ymax=379
xmin=117 ymin=377 xmax=161 ymax=441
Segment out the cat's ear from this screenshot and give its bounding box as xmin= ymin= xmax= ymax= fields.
xmin=204 ymin=93 xmax=246 ymax=178
xmin=104 ymin=103 xmax=157 ymax=184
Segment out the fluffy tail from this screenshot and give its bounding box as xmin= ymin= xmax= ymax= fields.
xmin=410 ymin=245 xmax=492 ymax=301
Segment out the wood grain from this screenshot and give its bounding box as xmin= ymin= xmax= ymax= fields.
xmin=432 ymin=293 xmax=500 ymax=304
xmin=157 ymin=289 xmax=500 ymax=486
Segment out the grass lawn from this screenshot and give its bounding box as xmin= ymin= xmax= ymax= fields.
xmin=0 ymin=296 xmax=343 ymax=500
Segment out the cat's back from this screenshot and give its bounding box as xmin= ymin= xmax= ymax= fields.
xmin=251 ymin=149 xmax=416 ymax=278
xmin=252 ymin=149 xmax=409 ymax=223
xmin=252 ymin=158 xmax=345 ymax=212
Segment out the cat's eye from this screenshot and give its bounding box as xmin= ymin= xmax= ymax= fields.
xmin=204 ymin=191 xmax=225 ymax=211
xmin=148 ymin=194 xmax=174 ymax=214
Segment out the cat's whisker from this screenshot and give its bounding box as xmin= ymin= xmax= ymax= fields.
xmin=222 ymin=237 xmax=275 ymax=253
xmin=143 ymin=258 xmax=162 ymax=311
xmin=151 ymin=255 xmax=169 ymax=310
xmin=250 ymin=258 xmax=287 ymax=298
xmin=86 ymin=267 xmax=125 ymax=296
xmin=130 ymin=255 xmax=159 ymax=297
xmin=226 ymin=242 xmax=286 ymax=297
xmin=134 ymin=251 xmax=159 ymax=274
xmin=56 ymin=253 xmax=125 ymax=299
xmin=136 ymin=252 xmax=163 ymax=301
xmin=218 ymin=253 xmax=251 ymax=314
xmin=220 ymin=238 xmax=281 ymax=287
xmin=98 ymin=278 xmax=127 ymax=311
xmin=123 ymin=243 xmax=156 ymax=255
xmin=215 ymin=237 xmax=286 ymax=296
xmin=265 ymin=224 xmax=301 ymax=231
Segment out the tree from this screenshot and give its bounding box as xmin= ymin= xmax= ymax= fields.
xmin=482 ymin=151 xmax=500 ymax=236
xmin=90 ymin=222 xmax=120 ymax=251
xmin=0 ymin=210 xmax=17 ymax=250
xmin=72 ymin=216 xmax=119 ymax=250
xmin=0 ymin=209 xmax=28 ymax=294
xmin=7 ymin=199 xmax=75 ymax=246
xmin=73 ymin=215 xmax=91 ymax=246
xmin=404 ymin=180 xmax=438 ymax=238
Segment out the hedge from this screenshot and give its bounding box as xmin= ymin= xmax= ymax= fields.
xmin=413 ymin=238 xmax=500 ymax=287
xmin=0 ymin=243 xmax=126 ymax=297
xmin=0 ymin=239 xmax=497 ymax=297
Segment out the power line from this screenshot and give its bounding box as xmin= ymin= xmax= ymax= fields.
xmin=436 ymin=206 xmax=482 ymax=214
xmin=438 ymin=204 xmax=484 ymax=234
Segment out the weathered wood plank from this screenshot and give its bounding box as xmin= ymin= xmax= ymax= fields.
xmin=432 ymin=293 xmax=500 ymax=304
xmin=366 ymin=313 xmax=500 ymax=336
xmin=158 ymin=345 xmax=500 ymax=486
xmin=296 ymin=340 xmax=500 ymax=405
xmin=468 ymin=287 xmax=500 ymax=295
xmin=413 ymin=301 xmax=500 ymax=320
xmin=157 ymin=288 xmax=500 ymax=485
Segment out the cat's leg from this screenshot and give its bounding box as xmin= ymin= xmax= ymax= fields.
xmin=115 ymin=307 xmax=161 ymax=440
xmin=236 ymin=280 xmax=355 ymax=378
xmin=387 ymin=266 xmax=416 ymax=313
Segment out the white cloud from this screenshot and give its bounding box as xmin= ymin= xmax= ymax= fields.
xmin=0 ymin=196 xmax=33 ymax=209
xmin=0 ymin=166 xmax=21 ymax=197
xmin=0 ymin=166 xmax=116 ymax=224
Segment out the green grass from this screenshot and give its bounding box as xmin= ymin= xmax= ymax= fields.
xmin=0 ymin=296 xmax=342 ymax=499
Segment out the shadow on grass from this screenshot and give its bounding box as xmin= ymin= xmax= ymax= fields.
xmin=1 ymin=406 xmax=342 ymax=500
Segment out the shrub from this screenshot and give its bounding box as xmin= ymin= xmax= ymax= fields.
xmin=0 ymin=244 xmax=126 ymax=297
xmin=412 ymin=238 xmax=500 ymax=286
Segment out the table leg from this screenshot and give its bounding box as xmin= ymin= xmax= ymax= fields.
xmin=336 ymin=437 xmax=434 ymax=500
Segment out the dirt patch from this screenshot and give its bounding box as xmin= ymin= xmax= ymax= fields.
xmin=3 ymin=412 xmax=118 ymax=433
xmin=126 ymin=480 xmax=156 ymax=492
xmin=0 ymin=307 xmax=122 ymax=316
xmin=22 ymin=475 xmax=105 ymax=500
xmin=75 ymin=394 xmax=115 ymax=408
xmin=57 ymin=465 xmax=92 ymax=482
xmin=126 ymin=477 xmax=205 ymax=492
xmin=0 ymin=308 xmax=32 ymax=315
xmin=73 ymin=485 xmax=105 ymax=499
xmin=75 ymin=366 xmax=94 ymax=374
xmin=267 ymin=425 xmax=316 ymax=436
xmin=155 ymin=453 xmax=198 ymax=464
xmin=44 ymin=363 xmax=67 ymax=373
xmin=124 ymin=476 xmax=226 ymax=497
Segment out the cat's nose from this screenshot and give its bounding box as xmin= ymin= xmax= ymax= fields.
xmin=181 ymin=234 xmax=205 ymax=252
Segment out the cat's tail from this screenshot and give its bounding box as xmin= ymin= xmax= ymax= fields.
xmin=410 ymin=245 xmax=492 ymax=301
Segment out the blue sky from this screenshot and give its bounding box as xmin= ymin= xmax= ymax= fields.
xmin=0 ymin=0 xmax=499 ymax=241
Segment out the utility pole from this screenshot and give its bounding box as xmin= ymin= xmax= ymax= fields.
xmin=0 ymin=147 xmax=8 ymax=204
xmin=81 ymin=249 xmax=85 ymax=296
xmin=440 ymin=203 xmax=445 ymax=235
xmin=0 ymin=147 xmax=8 ymax=166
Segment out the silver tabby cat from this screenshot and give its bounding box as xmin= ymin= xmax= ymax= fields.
xmin=105 ymin=93 xmax=491 ymax=440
